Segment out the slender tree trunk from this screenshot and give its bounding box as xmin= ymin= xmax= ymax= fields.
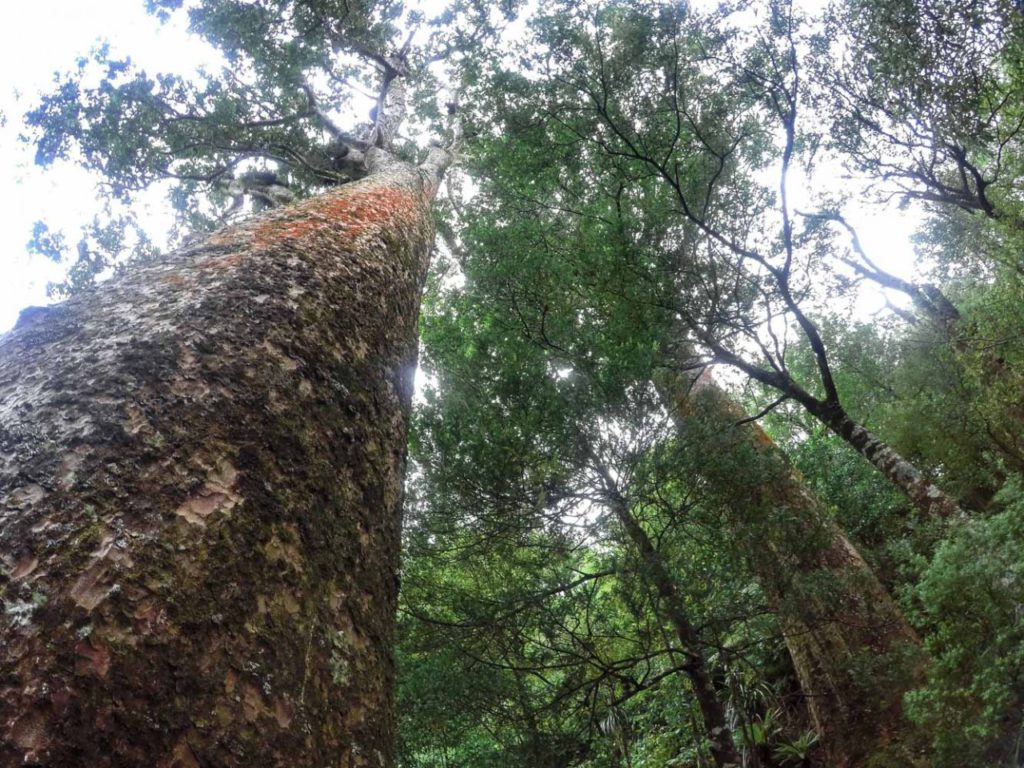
xmin=600 ymin=478 xmax=741 ymax=768
xmin=0 ymin=152 xmax=447 ymax=766
xmin=847 ymin=254 xmax=1024 ymax=478
xmin=707 ymin=337 xmax=966 ymax=520
xmin=655 ymin=361 xmax=926 ymax=768
xmin=806 ymin=403 xmax=964 ymax=520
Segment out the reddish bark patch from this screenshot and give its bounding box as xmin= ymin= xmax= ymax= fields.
xmin=242 ymin=683 xmax=266 ymax=723
xmin=163 ymin=273 xmax=188 ymax=288
xmin=253 ymin=185 xmax=422 ymax=247
xmin=70 ymin=564 xmax=111 ymax=611
xmin=158 ymin=737 xmax=201 ymax=768
xmin=272 ymin=698 xmax=292 ymax=729
xmin=74 ymin=639 xmax=111 ymax=678
xmin=9 ymin=555 xmax=38 ymax=582
xmin=197 ymin=252 xmax=244 ymax=273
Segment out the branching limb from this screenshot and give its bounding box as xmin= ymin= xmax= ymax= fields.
xmin=735 ymin=394 xmax=790 ymax=427
xmin=798 ymin=209 xmax=960 ymax=330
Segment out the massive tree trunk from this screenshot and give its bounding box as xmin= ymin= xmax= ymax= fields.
xmin=0 ymin=152 xmax=445 ymax=766
xmin=655 ymin=361 xmax=926 ymax=768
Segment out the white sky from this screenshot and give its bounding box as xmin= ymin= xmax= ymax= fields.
xmin=0 ymin=0 xmax=924 ymax=334
xmin=0 ymin=1 xmax=221 ymax=331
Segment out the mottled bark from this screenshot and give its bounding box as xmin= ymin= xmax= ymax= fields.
xmin=601 ymin=483 xmax=741 ymax=768
xmin=706 ymin=336 xmax=966 ymax=521
xmin=0 ymin=152 xmax=447 ymax=766
xmin=815 ymin=407 xmax=964 ymax=520
xmin=655 ymin=363 xmax=926 ymax=768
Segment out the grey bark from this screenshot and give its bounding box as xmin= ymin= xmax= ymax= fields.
xmin=815 ymin=407 xmax=964 ymax=520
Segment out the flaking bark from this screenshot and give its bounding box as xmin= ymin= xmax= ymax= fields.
xmin=0 ymin=153 xmax=446 ymax=766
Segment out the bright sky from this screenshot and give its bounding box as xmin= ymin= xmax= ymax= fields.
xmin=0 ymin=1 xmax=221 ymax=331
xmin=0 ymin=0 xmax=924 ymax=334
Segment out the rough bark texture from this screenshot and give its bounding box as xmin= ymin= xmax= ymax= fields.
xmin=655 ymin=364 xmax=926 ymax=768
xmin=0 ymin=159 xmax=438 ymax=766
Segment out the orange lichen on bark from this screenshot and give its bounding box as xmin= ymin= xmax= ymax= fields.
xmin=749 ymin=423 xmax=776 ymax=447
xmin=253 ymin=185 xmax=423 ymax=248
xmin=0 ymin=159 xmax=438 ymax=766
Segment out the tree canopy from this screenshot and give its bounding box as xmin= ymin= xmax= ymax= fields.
xmin=10 ymin=0 xmax=1024 ymax=766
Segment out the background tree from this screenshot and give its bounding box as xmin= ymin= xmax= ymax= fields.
xmin=401 ymin=0 xmax=1024 ymax=765
xmin=8 ymin=0 xmax=1024 ymax=766
xmin=822 ymin=0 xmax=1024 ymax=227
xmin=403 ymin=29 xmax=926 ymax=757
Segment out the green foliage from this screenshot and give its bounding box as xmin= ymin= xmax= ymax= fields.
xmin=772 ymin=730 xmax=818 ymax=766
xmin=20 ymin=0 xmax=512 ymax=287
xmin=21 ymin=0 xmax=1024 ymax=764
xmin=821 ymin=0 xmax=1024 ymax=220
xmin=905 ymin=483 xmax=1024 ymax=765
xmin=27 ymin=214 xmax=159 ymax=298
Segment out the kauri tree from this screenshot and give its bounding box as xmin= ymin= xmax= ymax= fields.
xmin=1 ymin=0 xmax=476 ymax=763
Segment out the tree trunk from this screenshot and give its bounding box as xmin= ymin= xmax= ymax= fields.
xmin=602 ymin=484 xmax=741 ymax=768
xmin=655 ymin=363 xmax=926 ymax=768
xmin=811 ymin=406 xmax=963 ymax=519
xmin=0 ymin=153 xmax=444 ymax=766
xmin=705 ymin=337 xmax=966 ymax=520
